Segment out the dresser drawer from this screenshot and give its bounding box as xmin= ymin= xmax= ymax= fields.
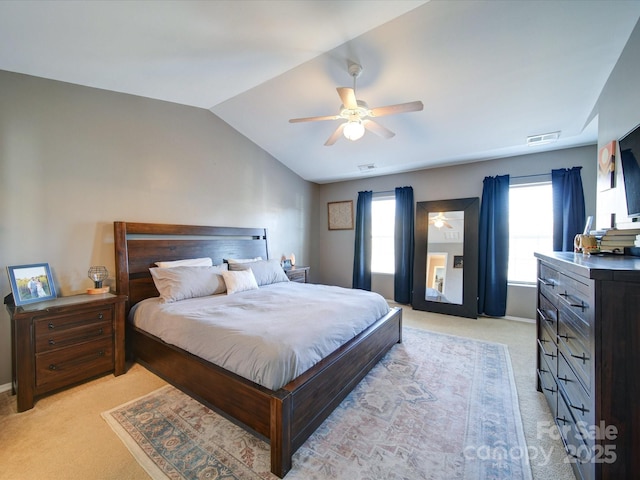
xmin=537 ymin=352 xmax=558 ymax=418
xmin=34 ymin=307 xmax=113 ymax=338
xmin=558 ymin=313 xmax=592 ymax=392
xmin=557 ymin=352 xmax=594 ymax=426
xmin=538 ymin=326 xmax=558 ymax=378
xmin=538 ymin=263 xmax=560 ymax=299
xmin=557 ymin=390 xmax=595 ymax=480
xmin=538 ymin=293 xmax=558 ymax=336
xmin=35 ymin=320 xmax=112 ymax=353
xmin=35 ymin=338 xmax=113 ymax=391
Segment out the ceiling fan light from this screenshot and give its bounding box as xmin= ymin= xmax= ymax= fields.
xmin=343 ymin=120 xmax=365 ymax=141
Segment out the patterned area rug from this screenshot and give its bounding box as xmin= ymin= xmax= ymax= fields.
xmin=102 ymin=327 xmax=532 ymax=480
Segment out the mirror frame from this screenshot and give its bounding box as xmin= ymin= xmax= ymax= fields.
xmin=413 ymin=197 xmax=479 ymax=319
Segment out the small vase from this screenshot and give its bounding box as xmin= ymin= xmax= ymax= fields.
xmin=290 ymin=253 xmax=296 ymax=266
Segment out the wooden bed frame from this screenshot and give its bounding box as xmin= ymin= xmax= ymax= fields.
xmin=113 ymin=221 xmax=402 ymax=477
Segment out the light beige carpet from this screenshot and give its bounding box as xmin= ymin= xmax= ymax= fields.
xmin=0 ymin=305 xmax=575 ymax=480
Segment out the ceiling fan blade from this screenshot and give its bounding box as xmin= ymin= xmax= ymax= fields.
xmin=337 ymin=87 xmax=358 ymax=110
xmin=362 ymin=119 xmax=395 ymax=139
xmin=370 ymin=101 xmax=424 ymax=117
xmin=325 ymin=123 xmax=346 ymax=146
xmin=289 ymin=114 xmax=340 ymax=123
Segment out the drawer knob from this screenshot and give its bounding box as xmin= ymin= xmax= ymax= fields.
xmin=98 ymin=328 xmax=103 ymax=335
xmin=97 ymin=313 xmax=104 ymax=320
xmin=48 ymin=323 xmax=55 ymax=330
xmin=48 ymin=339 xmax=55 ymax=346
xmin=49 ymin=364 xmax=57 ymax=370
xmin=98 ymin=350 xmax=105 ymax=357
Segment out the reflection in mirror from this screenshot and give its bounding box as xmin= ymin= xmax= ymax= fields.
xmin=426 ymin=211 xmax=464 ymax=304
xmin=413 ymin=198 xmax=479 ymax=319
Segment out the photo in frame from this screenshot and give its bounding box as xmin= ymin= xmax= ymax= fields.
xmin=7 ymin=263 xmax=57 ymax=306
xmin=328 ymin=200 xmax=354 ymax=230
xmin=453 ymin=255 xmax=464 ymax=268
xmin=598 ymin=140 xmax=616 ymax=191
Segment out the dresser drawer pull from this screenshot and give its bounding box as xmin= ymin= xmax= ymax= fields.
xmin=556 ymin=415 xmax=569 ymax=425
xmin=558 ymin=333 xmax=572 ymax=341
xmin=544 ymin=351 xmax=557 ymax=359
xmin=98 ymin=313 xmax=104 ymax=320
xmin=48 ymin=323 xmax=55 ymax=330
xmin=48 ymin=339 xmax=55 ymax=346
xmin=571 ymin=353 xmax=589 ymax=364
xmin=570 ymin=403 xmax=590 ymax=415
xmin=544 ymin=386 xmax=557 ymax=394
xmin=558 ymin=292 xmax=587 ymax=310
xmin=49 ymin=364 xmax=57 ymax=370
xmin=538 ymin=277 xmax=556 ymax=287
xmin=98 ymin=350 xmax=105 ymax=356
xmin=558 ymin=375 xmax=572 ymax=385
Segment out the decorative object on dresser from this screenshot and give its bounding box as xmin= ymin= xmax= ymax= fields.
xmin=5 ymin=293 xmax=127 ymax=412
xmin=284 ymin=265 xmax=309 ymax=283
xmin=6 ymin=263 xmax=57 ymax=306
xmin=597 ymin=140 xmax=616 ymax=191
xmin=87 ymin=265 xmax=110 ymax=294
xmin=535 ymin=251 xmax=640 ymax=480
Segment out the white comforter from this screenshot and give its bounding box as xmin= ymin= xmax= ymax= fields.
xmin=130 ymin=282 xmax=390 ymax=390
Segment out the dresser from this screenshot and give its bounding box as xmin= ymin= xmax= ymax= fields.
xmin=284 ymin=266 xmax=310 ymax=283
xmin=6 ymin=293 xmax=127 ymax=412
xmin=535 ymin=252 xmax=640 ymax=480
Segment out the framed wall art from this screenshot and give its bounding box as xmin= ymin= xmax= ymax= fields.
xmin=598 ymin=140 xmax=616 ymax=191
xmin=328 ymin=200 xmax=354 ymax=230
xmin=7 ymin=263 xmax=57 ymax=306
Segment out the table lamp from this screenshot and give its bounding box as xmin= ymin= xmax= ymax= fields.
xmin=87 ymin=266 xmax=109 ymax=294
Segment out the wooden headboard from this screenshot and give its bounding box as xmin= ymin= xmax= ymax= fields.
xmin=114 ymin=222 xmax=269 ymax=310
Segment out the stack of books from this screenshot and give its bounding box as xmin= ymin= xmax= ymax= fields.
xmin=599 ymin=228 xmax=640 ymax=253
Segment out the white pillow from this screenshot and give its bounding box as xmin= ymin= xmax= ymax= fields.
xmin=150 ymin=264 xmax=228 ymax=303
xmin=229 ymin=259 xmax=289 ymax=286
xmin=222 ymin=270 xmax=259 ymax=295
xmin=225 ymin=257 xmax=263 ymax=264
xmin=155 ymin=257 xmax=212 ymax=268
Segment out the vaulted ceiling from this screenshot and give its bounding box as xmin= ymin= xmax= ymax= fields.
xmin=1 ymin=1 xmax=639 ymax=183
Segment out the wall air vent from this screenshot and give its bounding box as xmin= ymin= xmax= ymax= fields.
xmin=358 ymin=163 xmax=376 ymax=171
xmin=527 ymin=131 xmax=560 ymax=146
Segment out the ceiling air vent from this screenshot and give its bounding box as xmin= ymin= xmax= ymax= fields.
xmin=527 ymin=131 xmax=560 ymax=146
xmin=358 ymin=163 xmax=376 ymax=171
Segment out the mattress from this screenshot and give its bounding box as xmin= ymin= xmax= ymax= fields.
xmin=130 ymin=282 xmax=391 ymax=390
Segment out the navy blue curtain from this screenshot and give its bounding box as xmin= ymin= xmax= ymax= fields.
xmin=352 ymin=191 xmax=373 ymax=290
xmin=552 ymin=167 xmax=586 ymax=251
xmin=394 ymin=186 xmax=414 ymax=304
xmin=478 ymin=175 xmax=510 ymax=317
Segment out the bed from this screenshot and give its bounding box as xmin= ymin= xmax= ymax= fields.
xmin=113 ymin=221 xmax=402 ymax=477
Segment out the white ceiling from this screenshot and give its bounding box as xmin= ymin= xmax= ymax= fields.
xmin=1 ymin=1 xmax=639 ymax=184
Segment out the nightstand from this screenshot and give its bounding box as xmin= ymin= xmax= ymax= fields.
xmin=284 ymin=266 xmax=310 ymax=283
xmin=6 ymin=293 xmax=127 ymax=412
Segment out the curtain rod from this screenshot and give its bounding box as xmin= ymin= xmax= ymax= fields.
xmin=510 ymin=172 xmax=550 ymax=180
xmin=373 ymin=189 xmax=395 ymax=195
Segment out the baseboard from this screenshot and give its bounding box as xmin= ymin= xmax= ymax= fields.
xmin=502 ymin=315 xmax=535 ymax=324
xmin=0 ymin=382 xmax=12 ymax=394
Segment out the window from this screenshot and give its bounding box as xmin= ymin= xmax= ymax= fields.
xmin=508 ymin=182 xmax=553 ymax=283
xmin=371 ymin=196 xmax=395 ymax=274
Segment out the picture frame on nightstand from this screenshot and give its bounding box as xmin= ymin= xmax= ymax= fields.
xmin=7 ymin=263 xmax=57 ymax=306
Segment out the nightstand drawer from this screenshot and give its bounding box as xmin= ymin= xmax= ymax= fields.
xmin=35 ymin=338 xmax=113 ymax=390
xmin=35 ymin=319 xmax=112 ymax=353
xmin=34 ymin=307 xmax=113 ymax=337
xmin=285 ymin=267 xmax=309 ymax=283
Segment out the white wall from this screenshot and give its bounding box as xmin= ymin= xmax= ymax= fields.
xmin=595 ymin=18 xmax=640 ymax=229
xmin=317 ymin=145 xmax=598 ymax=319
xmin=0 ymin=70 xmax=318 ymax=386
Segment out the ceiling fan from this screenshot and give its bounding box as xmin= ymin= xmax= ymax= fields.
xmin=289 ymin=62 xmax=424 ymax=146
xmin=429 ymin=212 xmax=453 ymax=229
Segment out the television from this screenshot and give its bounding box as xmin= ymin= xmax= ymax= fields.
xmin=620 ymin=123 xmax=640 ymax=219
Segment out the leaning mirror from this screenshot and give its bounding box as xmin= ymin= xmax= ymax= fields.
xmin=413 ymin=197 xmax=479 ymax=319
